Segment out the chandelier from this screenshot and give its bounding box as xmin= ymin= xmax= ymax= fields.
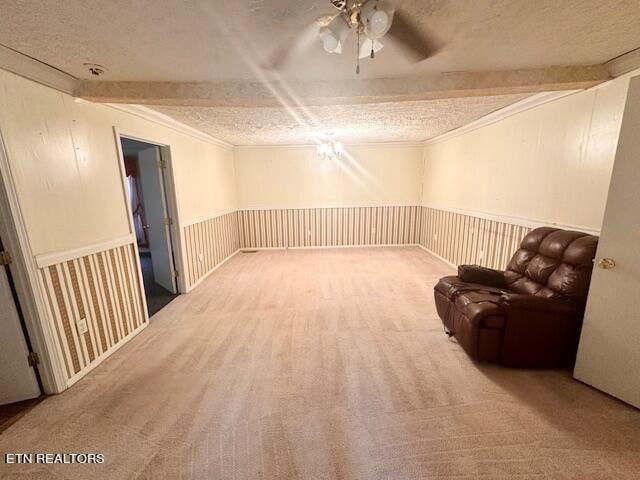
xmin=316 ymin=141 xmax=345 ymax=160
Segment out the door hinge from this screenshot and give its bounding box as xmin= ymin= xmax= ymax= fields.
xmin=159 ymin=158 xmax=167 ymax=169
xmin=0 ymin=250 xmax=11 ymax=266
xmin=173 ymin=269 xmax=179 ymax=278
xmin=165 ymin=217 xmax=173 ymax=226
xmin=27 ymin=351 xmax=39 ymax=367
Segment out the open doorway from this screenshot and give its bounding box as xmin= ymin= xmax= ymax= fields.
xmin=120 ymin=138 xmax=179 ymax=317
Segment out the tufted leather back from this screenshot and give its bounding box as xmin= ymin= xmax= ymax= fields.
xmin=504 ymin=227 xmax=598 ymax=303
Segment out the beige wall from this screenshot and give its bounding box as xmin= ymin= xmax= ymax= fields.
xmin=421 ymin=70 xmax=640 ymax=231
xmin=0 ymin=69 xmax=236 ymax=257
xmin=234 ymin=144 xmax=424 ymax=209
xmin=0 ymin=69 xmax=239 ymax=391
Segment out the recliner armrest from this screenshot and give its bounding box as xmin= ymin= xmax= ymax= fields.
xmin=458 ymin=264 xmax=506 ymax=288
xmin=499 ymin=293 xmax=579 ymax=315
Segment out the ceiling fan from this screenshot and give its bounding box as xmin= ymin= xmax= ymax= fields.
xmin=264 ymin=0 xmax=440 ymax=74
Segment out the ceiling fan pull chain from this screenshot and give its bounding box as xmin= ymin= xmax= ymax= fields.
xmin=356 ymin=28 xmax=361 ymax=74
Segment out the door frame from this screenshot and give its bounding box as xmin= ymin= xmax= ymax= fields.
xmin=113 ymin=128 xmax=188 ymax=299
xmin=0 ymin=129 xmax=68 ymax=394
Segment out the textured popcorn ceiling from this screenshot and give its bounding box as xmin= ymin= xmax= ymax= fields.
xmin=1 ymin=1 xmax=639 ymax=82
xmin=2 ymin=1 xmax=639 ymax=144
xmin=153 ymin=94 xmax=529 ymax=145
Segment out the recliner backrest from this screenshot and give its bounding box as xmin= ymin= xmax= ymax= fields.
xmin=504 ymin=227 xmax=598 ymax=303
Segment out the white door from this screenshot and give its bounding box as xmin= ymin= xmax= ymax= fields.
xmin=137 ymin=147 xmax=177 ymax=294
xmin=0 ymin=256 xmax=41 ymax=405
xmin=574 ymin=76 xmax=640 ymax=408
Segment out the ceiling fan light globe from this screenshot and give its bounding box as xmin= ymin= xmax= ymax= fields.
xmin=322 ymin=34 xmax=340 ymax=53
xmin=369 ymin=10 xmax=390 ymax=35
xmin=320 ymin=15 xmax=349 ymax=54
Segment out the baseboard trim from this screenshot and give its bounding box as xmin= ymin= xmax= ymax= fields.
xmin=240 ymin=243 xmax=420 ymax=252
xmin=65 ymin=322 xmax=149 ymax=389
xmin=417 ymin=244 xmax=457 ymax=270
xmin=187 ymin=248 xmax=240 ymax=292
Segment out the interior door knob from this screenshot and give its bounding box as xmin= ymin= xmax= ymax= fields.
xmin=597 ymin=258 xmax=616 ymax=270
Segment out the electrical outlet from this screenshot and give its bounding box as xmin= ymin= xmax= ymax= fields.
xmin=307 ymin=229 xmax=312 ymax=236
xmin=198 ymin=252 xmax=204 ymax=263
xmin=478 ymin=250 xmax=485 ymax=261
xmin=77 ymin=318 xmax=88 ymax=335
xmin=433 ymin=234 xmax=438 ymax=242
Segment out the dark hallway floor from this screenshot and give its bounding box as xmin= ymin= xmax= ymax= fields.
xmin=139 ymin=252 xmax=178 ymax=317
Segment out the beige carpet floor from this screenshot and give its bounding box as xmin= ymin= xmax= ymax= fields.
xmin=1 ymin=247 xmax=639 ymax=480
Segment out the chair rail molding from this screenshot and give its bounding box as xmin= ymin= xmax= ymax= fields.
xmin=421 ymin=204 xmax=600 ymax=236
xmin=35 ymin=235 xmax=135 ymax=268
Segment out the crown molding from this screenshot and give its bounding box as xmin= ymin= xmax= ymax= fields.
xmin=105 ymin=104 xmax=234 ymax=150
xmin=424 ymin=90 xmax=581 ymax=145
xmin=606 ymin=47 xmax=640 ymax=78
xmin=233 ymin=140 xmax=425 ymax=151
xmin=0 ymin=43 xmax=78 ymax=95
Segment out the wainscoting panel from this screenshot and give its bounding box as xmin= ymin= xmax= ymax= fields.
xmin=419 ymin=206 xmax=531 ymax=270
xmin=238 ymin=206 xmax=423 ymax=249
xmin=183 ymin=211 xmax=240 ymax=288
xmin=39 ymin=243 xmax=146 ymax=380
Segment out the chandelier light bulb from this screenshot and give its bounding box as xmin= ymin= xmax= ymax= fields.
xmin=316 ymin=141 xmax=345 ymax=160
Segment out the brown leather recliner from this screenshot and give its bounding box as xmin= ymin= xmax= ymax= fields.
xmin=434 ymin=227 xmax=598 ymax=368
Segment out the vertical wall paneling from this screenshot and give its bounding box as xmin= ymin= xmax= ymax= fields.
xmin=183 ymin=211 xmax=241 ymax=288
xmin=189 ymin=206 xmax=539 ymax=291
xmin=418 ymin=206 xmax=531 ymax=269
xmin=38 ymin=243 xmax=146 ymax=381
xmin=238 ymin=206 xmax=422 ymax=250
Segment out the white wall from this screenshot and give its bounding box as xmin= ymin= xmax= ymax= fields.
xmin=234 ymin=144 xmax=424 ymax=209
xmin=421 ymin=70 xmax=640 ymax=231
xmin=0 ymin=69 xmax=236 ymax=257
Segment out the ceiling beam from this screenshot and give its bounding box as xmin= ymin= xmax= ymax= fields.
xmin=76 ymin=65 xmax=609 ymax=108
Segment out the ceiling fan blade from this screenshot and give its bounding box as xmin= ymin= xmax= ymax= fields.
xmin=386 ymin=10 xmax=441 ymax=63
xmin=262 ymin=15 xmax=336 ymax=71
